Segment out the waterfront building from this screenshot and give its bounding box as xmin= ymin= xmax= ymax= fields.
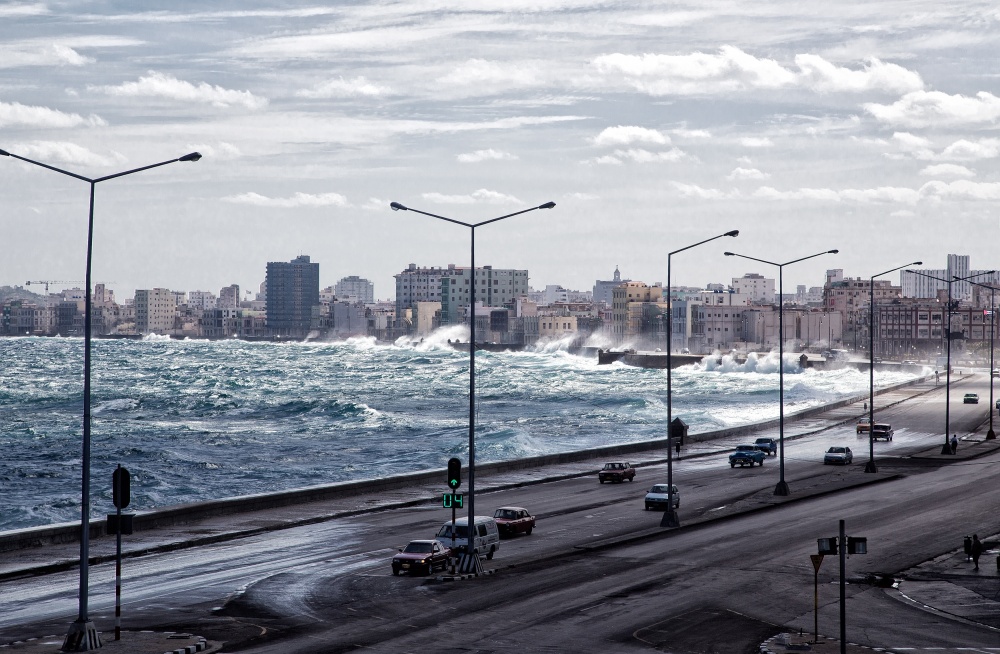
xmin=824 ymin=276 xmax=900 ymax=352
xmin=219 ymin=284 xmax=240 ymax=309
xmin=134 ymin=288 xmax=176 ymax=335
xmin=593 ymin=266 xmax=630 ymax=308
xmin=266 ymin=255 xmax=320 ymax=338
xmin=188 ymin=291 xmax=217 ymax=310
xmin=335 ymin=275 xmax=375 ymax=304
xmin=732 ymin=273 xmax=775 ymax=304
xmin=610 ymin=281 xmax=666 ymax=345
xmin=439 ymin=265 xmax=529 ymax=327
xmin=394 ymin=264 xmax=451 ymax=320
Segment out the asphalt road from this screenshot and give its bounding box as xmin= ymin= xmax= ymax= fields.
xmin=3 ymin=374 xmax=999 ymax=653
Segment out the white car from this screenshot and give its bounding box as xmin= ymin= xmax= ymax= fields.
xmin=824 ymin=446 xmax=853 ymax=465
xmin=644 ymin=484 xmax=680 ymax=510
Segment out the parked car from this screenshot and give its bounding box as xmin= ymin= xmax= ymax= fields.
xmin=392 ymin=540 xmax=452 ymax=576
xmin=856 ymin=416 xmax=871 ymax=433
xmin=996 ymin=398 xmax=1000 ymax=411
xmin=493 ymin=507 xmax=534 ymax=537
xmin=435 ymin=516 xmax=500 ymax=559
xmin=964 ymin=393 xmax=979 ymax=404
xmin=729 ymin=444 xmax=766 ymax=468
xmin=824 ymin=446 xmax=853 ymax=465
xmin=871 ymin=423 xmax=894 ymax=441
xmin=754 ymin=437 xmax=778 ymax=456
xmin=599 ymin=461 xmax=636 ymax=483
xmin=644 ymin=484 xmax=680 ymax=510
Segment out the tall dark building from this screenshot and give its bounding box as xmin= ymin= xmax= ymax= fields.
xmin=266 ymin=255 xmax=320 ymax=337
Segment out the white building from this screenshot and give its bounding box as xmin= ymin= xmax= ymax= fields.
xmin=335 ymin=275 xmax=374 ymax=304
xmin=732 ymin=273 xmax=775 ymax=304
xmin=134 ymin=288 xmax=175 ymax=334
xmin=188 ymin=291 xmax=217 ymax=310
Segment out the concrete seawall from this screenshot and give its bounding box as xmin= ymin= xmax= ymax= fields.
xmin=0 ymin=375 xmax=929 ymax=553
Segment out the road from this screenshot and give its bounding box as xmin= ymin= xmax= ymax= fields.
xmin=2 ymin=374 xmax=998 ymax=653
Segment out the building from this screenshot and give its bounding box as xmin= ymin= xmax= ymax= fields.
xmin=188 ymin=291 xmax=217 ymax=310
xmin=593 ymin=266 xmax=630 ymax=308
xmin=610 ymin=281 xmax=666 ymax=344
xmin=219 ymin=284 xmax=240 ymax=309
xmin=334 ymin=276 xmax=375 ymax=304
xmin=266 ymin=255 xmax=320 ymax=337
xmin=732 ymin=273 xmax=775 ymax=304
xmin=394 ymin=264 xmax=451 ymax=320
xmin=134 ymin=288 xmax=176 ymax=334
xmin=439 ymin=265 xmax=530 ymax=326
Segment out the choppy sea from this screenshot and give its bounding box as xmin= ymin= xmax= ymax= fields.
xmin=0 ymin=328 xmax=920 ymax=531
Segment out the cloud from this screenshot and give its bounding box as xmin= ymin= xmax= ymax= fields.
xmin=420 ymin=189 xmax=521 ymax=205
xmin=671 ymin=182 xmax=733 ymax=199
xmin=919 ymin=164 xmax=975 ymax=178
xmin=865 ymin=90 xmax=1000 ymax=128
xmin=456 ymin=149 xmax=518 ymax=163
xmin=566 ymin=192 xmax=599 ymax=200
xmin=671 ymin=128 xmax=712 ymax=139
xmin=591 ymin=125 xmax=669 ymax=147
xmin=740 ymin=137 xmax=773 ymax=148
xmin=295 ymin=76 xmax=390 ymax=99
xmin=0 ymin=44 xmax=92 ymax=68
xmin=593 ymin=47 xmax=923 ymax=96
xmin=5 ymin=141 xmax=125 ymax=167
xmin=0 ymin=3 xmax=48 ymax=17
xmin=613 ymin=148 xmax=688 ymax=163
xmin=221 ymin=192 xmax=349 ymax=207
xmin=938 ymin=138 xmax=1000 ymax=161
xmin=90 ymin=71 xmax=267 ymax=109
xmin=752 ymin=181 xmax=1000 ymax=204
xmin=753 ymin=187 xmax=844 ymax=202
xmin=919 ymin=180 xmax=1000 ymax=201
xmin=437 ymin=59 xmax=542 ymax=92
xmin=0 ymin=100 xmax=105 ymax=128
xmin=727 ymin=167 xmax=770 ymax=180
xmin=185 ymin=142 xmax=242 ymax=160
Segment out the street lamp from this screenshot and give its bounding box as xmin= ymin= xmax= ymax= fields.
xmin=864 ymin=261 xmax=922 ymax=474
xmin=724 ymin=248 xmax=839 ymax=496
xmin=389 ymin=200 xmax=555 ymax=571
xmin=906 ymin=269 xmax=994 ymax=454
xmin=962 ymin=277 xmax=998 ymax=440
xmin=1 ymin=148 xmax=201 ymax=651
xmin=663 ymin=229 xmax=739 ymax=527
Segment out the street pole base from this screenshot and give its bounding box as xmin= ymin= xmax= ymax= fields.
xmin=987 ymin=429 xmax=996 ymax=440
xmin=941 ymin=444 xmax=954 ymax=455
xmin=864 ymin=460 xmax=878 ymax=473
xmin=63 ymin=620 xmax=102 ymax=651
xmin=457 ymin=552 xmax=484 ymax=575
xmin=660 ymin=509 xmax=680 ymax=528
xmin=774 ymin=480 xmax=790 ymax=496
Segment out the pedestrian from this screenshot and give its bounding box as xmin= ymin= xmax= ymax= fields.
xmin=971 ymin=534 xmax=983 ymax=570
xmin=951 ymin=434 xmax=958 ymax=454
xmin=674 ymin=439 xmax=681 ymax=458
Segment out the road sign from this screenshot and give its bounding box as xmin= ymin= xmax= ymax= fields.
xmin=810 ymin=554 xmax=824 ymax=572
xmin=443 ymin=493 xmax=464 ymax=508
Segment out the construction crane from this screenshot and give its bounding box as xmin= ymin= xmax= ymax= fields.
xmin=26 ymin=280 xmax=84 ymax=293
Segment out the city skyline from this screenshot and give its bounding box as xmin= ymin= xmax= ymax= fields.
xmin=3 ymin=2 xmax=999 ymax=301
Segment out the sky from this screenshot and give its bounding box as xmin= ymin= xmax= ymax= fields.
xmin=2 ymin=1 xmax=999 ymax=301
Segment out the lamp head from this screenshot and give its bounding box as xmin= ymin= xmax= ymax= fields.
xmin=0 ymin=148 xmax=9 ymax=157
xmin=828 ymin=249 xmax=839 ymax=254
xmin=390 ymin=201 xmax=407 ymax=211
xmin=724 ymin=230 xmax=739 ymax=237
xmin=913 ymin=261 xmax=923 ymax=266
xmin=538 ymin=201 xmax=556 ymax=209
xmin=724 ymin=252 xmax=735 ymax=256
xmin=179 ymin=152 xmax=202 ymax=162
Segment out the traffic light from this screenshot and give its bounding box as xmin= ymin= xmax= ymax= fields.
xmin=447 ymin=457 xmax=462 ymax=490
xmin=847 ymin=537 xmax=867 ymax=554
xmin=817 ymin=537 xmax=838 ymax=555
xmin=112 ymin=466 xmax=131 ymax=509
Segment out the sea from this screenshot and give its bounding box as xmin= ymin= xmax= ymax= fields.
xmin=0 ymin=328 xmax=921 ymax=532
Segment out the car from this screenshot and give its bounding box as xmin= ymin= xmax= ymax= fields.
xmin=729 ymin=444 xmax=766 ymax=468
xmin=644 ymin=484 xmax=680 ymax=510
xmin=493 ymin=507 xmax=535 ymax=537
xmin=754 ymin=437 xmax=778 ymax=456
xmin=435 ymin=516 xmax=501 ymax=559
xmin=963 ymin=393 xmax=979 ymax=404
xmin=392 ymin=539 xmax=452 ymax=576
xmin=856 ymin=416 xmax=871 ymax=433
xmin=824 ymin=446 xmax=853 ymax=465
xmin=996 ymin=398 xmax=1000 ymax=411
xmin=871 ymin=423 xmax=894 ymax=441
xmin=598 ymin=461 xmax=636 ymax=483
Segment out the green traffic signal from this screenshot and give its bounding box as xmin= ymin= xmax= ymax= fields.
xmin=447 ymin=457 xmax=462 ymax=490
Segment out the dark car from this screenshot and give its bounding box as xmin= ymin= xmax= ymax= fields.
xmin=391 ymin=539 xmax=451 ymax=576
xmin=598 ymin=461 xmax=635 ymax=483
xmin=729 ymin=445 xmax=766 ymax=468
xmin=824 ymin=446 xmax=853 ymax=465
xmin=871 ymin=423 xmax=894 ymax=441
xmin=754 ymin=437 xmax=778 ymax=456
xmin=493 ymin=507 xmax=535 ymax=537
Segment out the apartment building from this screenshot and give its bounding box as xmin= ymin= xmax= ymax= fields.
xmin=134 ymin=288 xmax=176 ymax=334
xmin=266 ymin=255 xmax=319 ymax=337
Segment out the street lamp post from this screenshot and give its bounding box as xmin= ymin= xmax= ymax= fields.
xmin=962 ymin=278 xmax=997 ymax=440
xmin=1 ymin=148 xmax=201 ymax=651
xmin=664 ymin=229 xmax=739 ymax=528
xmin=390 ymin=200 xmax=555 ymax=570
xmin=725 ymin=249 xmax=839 ymax=496
xmin=906 ymin=269 xmax=994 ymax=454
xmin=864 ymin=261 xmax=922 ymax=474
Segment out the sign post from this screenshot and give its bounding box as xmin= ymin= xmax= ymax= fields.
xmin=447 ymin=458 xmax=462 ymax=574
xmin=809 ymin=554 xmax=824 ymax=643
xmin=110 ymin=465 xmax=130 ymax=641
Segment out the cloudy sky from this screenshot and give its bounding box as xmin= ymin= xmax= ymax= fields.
xmin=2 ymin=1 xmax=999 ymax=300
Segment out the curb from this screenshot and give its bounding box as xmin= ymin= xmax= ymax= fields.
xmin=760 ymin=632 xmax=895 ymax=653
xmin=161 ymin=639 xmax=208 ymax=654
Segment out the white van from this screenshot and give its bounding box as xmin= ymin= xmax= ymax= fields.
xmin=435 ymin=515 xmax=501 ymax=560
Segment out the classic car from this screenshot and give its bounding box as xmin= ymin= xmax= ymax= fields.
xmin=493 ymin=506 xmax=535 ymax=537
xmin=754 ymin=437 xmax=778 ymax=455
xmin=729 ymin=445 xmax=766 ymax=468
xmin=392 ymin=539 xmax=452 ymax=576
xmin=598 ymin=461 xmax=636 ymax=483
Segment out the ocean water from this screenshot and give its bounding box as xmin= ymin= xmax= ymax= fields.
xmin=0 ymin=331 xmax=920 ymax=531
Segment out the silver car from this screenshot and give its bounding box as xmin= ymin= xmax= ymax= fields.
xmin=824 ymin=446 xmax=853 ymax=465
xmin=644 ymin=484 xmax=680 ymax=510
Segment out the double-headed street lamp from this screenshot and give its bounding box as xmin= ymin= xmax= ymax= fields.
xmin=663 ymin=229 xmax=739 ymax=528
xmin=724 ymin=249 xmax=839 ymax=496
xmin=906 ymin=269 xmax=994 ymax=454
xmin=1 ymin=148 xmax=202 ymax=651
xmin=962 ymin=277 xmax=998 ymax=440
xmin=389 ymin=200 xmax=555 ymax=570
xmin=864 ymin=261 xmax=922 ymax=474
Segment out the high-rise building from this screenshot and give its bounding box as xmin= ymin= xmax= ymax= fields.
xmin=335 ymin=275 xmax=375 ymax=303
xmin=266 ymin=255 xmax=320 ymax=337
xmin=219 ymin=284 xmax=240 ymax=309
xmin=135 ymin=288 xmax=176 ymax=334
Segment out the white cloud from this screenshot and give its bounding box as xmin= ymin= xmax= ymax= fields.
xmin=0 ymin=100 xmax=105 ymax=128
xmin=919 ymin=164 xmax=975 ymax=178
xmin=740 ymin=137 xmax=773 ymax=148
xmin=185 ymin=142 xmax=242 ymax=160
xmin=437 ymin=59 xmax=541 ymax=91
xmin=671 ymin=182 xmax=732 ymax=199
xmin=938 ymin=138 xmax=1000 ymax=161
xmin=456 ymin=149 xmax=518 ymax=163
xmin=840 ymin=187 xmax=920 ymax=203
xmin=727 ymin=167 xmax=770 ymax=180
xmin=671 ymin=128 xmax=712 ymax=139
xmin=865 ymin=90 xmax=1000 ymax=128
xmin=5 ymin=141 xmax=125 ymax=167
xmin=590 ymin=155 xmax=624 ymax=165
xmin=296 ymin=76 xmax=390 ymax=99
xmin=613 ymin=148 xmax=688 ymax=163
xmin=753 ymin=187 xmax=843 ymax=202
xmin=892 ymin=132 xmax=931 ymax=150
xmin=90 ymin=71 xmax=267 ymax=109
xmin=421 ymin=189 xmax=521 ymax=205
xmin=591 ymin=125 xmax=669 ymax=147
xmin=0 ymin=3 xmax=48 ymax=17
xmin=752 ymin=181 xmax=1000 ymax=204
xmin=593 ymin=47 xmax=922 ymax=96
xmin=566 ymin=192 xmax=599 ymax=200
xmin=919 ymin=180 xmax=1000 ymax=201
xmin=0 ymin=44 xmax=92 ymax=68
xmin=221 ymin=192 xmax=349 ymax=208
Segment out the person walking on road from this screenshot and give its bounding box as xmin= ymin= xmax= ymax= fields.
xmin=674 ymin=439 xmax=681 ymax=459
xmin=971 ymin=534 xmax=983 ymax=570
xmin=951 ymin=434 xmax=958 ymax=454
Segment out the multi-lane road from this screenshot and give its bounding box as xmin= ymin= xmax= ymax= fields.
xmin=2 ymin=375 xmax=999 ymax=653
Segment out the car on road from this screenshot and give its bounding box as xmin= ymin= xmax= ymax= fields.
xmin=964 ymin=393 xmax=979 ymax=404
xmin=824 ymin=446 xmax=853 ymax=465
xmin=392 ymin=540 xmax=452 ymax=576
xmin=871 ymin=423 xmax=894 ymax=441
xmin=598 ymin=461 xmax=636 ymax=483
xmin=856 ymin=416 xmax=871 ymax=433
xmin=729 ymin=444 xmax=766 ymax=468
xmin=493 ymin=507 xmax=535 ymax=537
xmin=644 ymin=484 xmax=680 ymax=510
xmin=435 ymin=516 xmax=501 ymax=559
xmin=753 ymin=437 xmax=778 ymax=456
